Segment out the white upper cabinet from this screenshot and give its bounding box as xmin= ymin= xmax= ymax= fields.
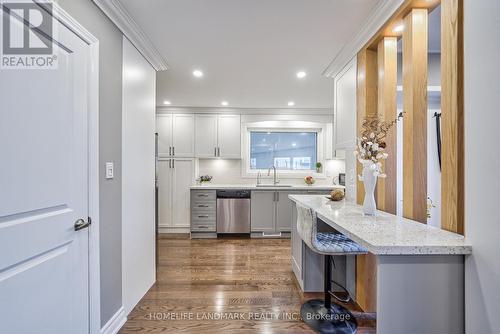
xmin=217 ymin=114 xmax=241 ymax=159
xmin=195 ymin=114 xmax=241 ymax=159
xmin=334 ymin=59 xmax=357 ymax=150
xmin=172 ymin=114 xmax=195 ymax=157
xmin=156 ymin=114 xmax=172 ymax=157
xmin=195 ymin=114 xmax=218 ymax=158
xmin=156 ymin=113 xmax=195 ymax=157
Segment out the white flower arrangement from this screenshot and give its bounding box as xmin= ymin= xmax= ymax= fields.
xmin=354 ymin=116 xmax=402 ymax=180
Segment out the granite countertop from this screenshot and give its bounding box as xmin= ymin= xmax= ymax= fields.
xmin=190 ymin=184 xmax=345 ymax=190
xmin=289 ymin=195 xmax=472 ymax=255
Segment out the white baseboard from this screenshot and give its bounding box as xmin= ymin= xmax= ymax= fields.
xmin=101 ymin=306 xmax=127 ymax=334
xmin=158 ymin=226 xmax=190 ymax=234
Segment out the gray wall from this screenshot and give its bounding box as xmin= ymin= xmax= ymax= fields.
xmin=464 ymin=0 xmax=500 ymax=332
xmin=56 ymin=0 xmax=123 ymax=327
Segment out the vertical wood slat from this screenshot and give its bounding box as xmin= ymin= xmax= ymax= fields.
xmin=376 ymin=37 xmax=398 ymax=214
xmin=356 ymin=49 xmax=378 ymax=205
xmin=355 ymin=49 xmax=378 ymax=313
xmin=402 ymin=9 xmax=428 ymax=224
xmin=441 ymin=0 xmax=464 ymax=234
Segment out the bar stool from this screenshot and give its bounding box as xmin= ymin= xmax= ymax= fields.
xmin=296 ymin=203 xmax=368 ymax=334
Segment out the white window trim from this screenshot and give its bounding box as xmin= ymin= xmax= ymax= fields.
xmin=241 ymin=121 xmax=328 ymax=179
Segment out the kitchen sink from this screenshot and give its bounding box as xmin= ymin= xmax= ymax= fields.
xmin=256 ymin=184 xmax=293 ymax=188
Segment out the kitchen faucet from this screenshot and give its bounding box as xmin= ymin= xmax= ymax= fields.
xmin=268 ymin=166 xmax=280 ymax=185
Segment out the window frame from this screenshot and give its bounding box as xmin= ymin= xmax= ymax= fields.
xmin=241 ymin=122 xmax=327 ymax=178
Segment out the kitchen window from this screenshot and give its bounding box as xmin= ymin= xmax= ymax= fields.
xmin=249 ymin=131 xmax=318 ymax=171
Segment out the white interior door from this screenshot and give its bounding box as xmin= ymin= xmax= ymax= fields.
xmin=172 ymin=114 xmax=194 ymax=157
xmin=172 ymin=159 xmax=194 ymax=227
xmin=0 ymin=9 xmax=91 ymax=334
xmin=156 ymin=114 xmax=173 ymax=157
xmin=217 ymin=114 xmax=241 ymax=158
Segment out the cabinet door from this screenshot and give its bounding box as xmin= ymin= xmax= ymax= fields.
xmin=291 ymin=202 xmax=303 ymax=285
xmin=157 ymin=160 xmax=172 ymax=227
xmin=334 ymin=59 xmax=357 ymax=150
xmin=217 ymin=114 xmax=241 ymax=158
xmin=195 ymin=114 xmax=218 ymax=158
xmin=250 ymin=191 xmax=275 ymax=232
xmin=276 ymin=191 xmax=296 ymax=232
xmin=156 ymin=114 xmax=173 ymax=157
xmin=172 ymin=114 xmax=195 ymax=157
xmin=171 ymin=158 xmax=194 ymax=227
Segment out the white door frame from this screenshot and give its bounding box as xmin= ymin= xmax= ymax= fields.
xmin=38 ymin=3 xmax=101 ymax=333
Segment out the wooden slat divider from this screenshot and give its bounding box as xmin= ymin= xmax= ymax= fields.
xmin=441 ymin=0 xmax=464 ymax=234
xmin=355 ymin=48 xmax=378 ymax=313
xmin=356 ymin=49 xmax=378 ymax=205
xmin=376 ymin=37 xmax=398 ymax=214
xmin=402 ymin=8 xmax=428 ymax=224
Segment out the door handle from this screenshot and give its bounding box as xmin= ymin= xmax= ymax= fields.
xmin=74 ymin=218 xmax=91 ymax=231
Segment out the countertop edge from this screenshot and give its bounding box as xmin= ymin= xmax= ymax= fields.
xmin=289 ymin=195 xmax=472 ymax=256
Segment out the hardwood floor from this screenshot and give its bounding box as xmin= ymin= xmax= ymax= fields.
xmin=120 ymin=236 xmax=376 ymax=333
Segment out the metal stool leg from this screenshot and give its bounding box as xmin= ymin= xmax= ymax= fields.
xmin=324 ymin=254 xmax=332 ymax=309
xmin=300 ymin=255 xmax=358 ymax=333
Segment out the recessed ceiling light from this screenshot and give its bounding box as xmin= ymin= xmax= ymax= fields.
xmin=163 ymin=100 xmax=171 ymax=105
xmin=192 ymin=69 xmax=204 ymax=78
xmin=296 ymin=71 xmax=307 ymax=79
xmin=393 ymin=24 xmax=404 ymax=33
xmin=292 ymin=142 xmax=297 ymax=147
xmin=288 ymin=101 xmax=295 ymax=107
xmin=221 ymin=101 xmax=229 ymax=106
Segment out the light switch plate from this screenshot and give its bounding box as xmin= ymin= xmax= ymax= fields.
xmin=105 ymin=162 xmax=114 ymax=179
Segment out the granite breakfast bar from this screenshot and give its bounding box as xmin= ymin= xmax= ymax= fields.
xmin=289 ymin=195 xmax=472 ymax=334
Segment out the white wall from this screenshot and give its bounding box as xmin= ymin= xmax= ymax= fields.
xmin=122 ymin=37 xmax=156 ymax=316
xmin=464 ymin=0 xmax=500 ymax=332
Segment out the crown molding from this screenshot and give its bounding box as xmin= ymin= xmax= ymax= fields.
xmin=92 ymin=0 xmax=169 ymax=71
xmin=322 ymin=0 xmax=404 ymax=78
xmin=156 ymin=106 xmax=334 ymax=115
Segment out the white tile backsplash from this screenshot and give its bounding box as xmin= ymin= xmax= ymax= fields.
xmin=197 ymin=159 xmax=345 ymax=186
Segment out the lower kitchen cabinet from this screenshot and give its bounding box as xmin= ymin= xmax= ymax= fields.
xmin=250 ymin=191 xmax=275 ymax=233
xmin=276 ymin=191 xmax=295 ymax=232
xmin=190 ymin=190 xmax=217 ymax=238
xmin=251 ymin=190 xmax=298 ymax=237
xmin=158 ymin=158 xmax=194 ymax=232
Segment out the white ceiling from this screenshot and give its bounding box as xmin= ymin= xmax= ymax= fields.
xmin=119 ymin=0 xmax=380 ymax=109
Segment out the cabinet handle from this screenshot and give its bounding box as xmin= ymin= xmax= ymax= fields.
xmin=169 ymin=146 xmax=172 ymax=156
xmin=217 ymin=147 xmax=220 ymax=157
xmin=172 ymin=146 xmax=175 ymax=156
xmin=196 ymin=226 xmax=208 ymax=229
xmin=197 ymin=204 xmax=209 ymax=208
xmin=172 ymin=159 xmax=175 ymax=168
xmin=214 ymin=147 xmax=217 ymax=157
xmin=169 ymin=159 xmax=172 ymax=168
xmin=198 ymin=194 xmax=209 ymax=197
xmin=276 ymin=192 xmax=280 ymax=201
xmin=197 ymin=215 xmax=209 ymax=218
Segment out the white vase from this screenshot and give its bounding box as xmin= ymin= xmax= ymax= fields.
xmin=362 ymin=163 xmax=377 ymax=215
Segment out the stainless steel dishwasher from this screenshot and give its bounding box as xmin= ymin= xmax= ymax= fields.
xmin=216 ymin=190 xmax=251 ymax=234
